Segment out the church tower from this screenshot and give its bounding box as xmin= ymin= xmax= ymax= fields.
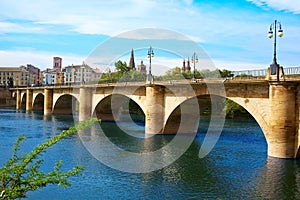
xmin=128 ymin=48 xmax=136 ymax=70
xmin=182 ymin=59 xmax=186 ymax=72
xmin=187 ymin=58 xmax=191 ymax=72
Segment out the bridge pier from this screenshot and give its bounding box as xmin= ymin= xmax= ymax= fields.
xmin=268 ymin=82 xmax=298 ymax=158
xmin=145 ymin=85 xmax=165 ymax=134
xmin=79 ymin=87 xmax=93 ymax=121
xmin=26 ymin=89 xmax=33 ymax=111
xmin=16 ymin=90 xmax=21 ymax=110
xmin=44 ymin=88 xmax=53 ymax=115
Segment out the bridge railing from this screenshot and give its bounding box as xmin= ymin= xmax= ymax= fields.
xmin=231 ymin=66 xmax=300 ymax=77
xmin=231 ymin=69 xmax=267 ymax=77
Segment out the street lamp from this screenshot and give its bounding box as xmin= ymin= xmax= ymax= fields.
xmin=191 ymin=52 xmax=198 ymax=82
xmin=147 ymin=46 xmax=154 ymax=84
xmin=268 ymin=20 xmax=283 ymax=75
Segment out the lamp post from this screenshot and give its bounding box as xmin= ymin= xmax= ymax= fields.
xmin=268 ymin=20 xmax=283 ymax=76
xmin=191 ymin=52 xmax=198 ymax=82
xmin=147 ymin=46 xmax=154 ymax=84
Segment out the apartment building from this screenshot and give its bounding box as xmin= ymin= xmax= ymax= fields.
xmin=0 ymin=67 xmax=32 ymax=87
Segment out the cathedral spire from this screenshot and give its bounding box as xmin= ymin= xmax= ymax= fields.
xmin=182 ymin=59 xmax=186 ymax=72
xmin=129 ymin=48 xmax=136 ymax=70
xmin=187 ymin=57 xmax=191 ymax=72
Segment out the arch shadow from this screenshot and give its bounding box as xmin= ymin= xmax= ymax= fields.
xmin=93 ymin=94 xmax=145 ymax=123
xmin=53 ymin=94 xmax=79 ymax=115
xmin=20 ymin=93 xmax=26 ymax=110
xmin=163 ymin=94 xmax=267 ymax=143
xmin=33 ymin=93 xmax=44 ymax=111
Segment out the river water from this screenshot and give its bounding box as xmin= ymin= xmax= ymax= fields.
xmin=0 ymin=108 xmax=299 ymax=199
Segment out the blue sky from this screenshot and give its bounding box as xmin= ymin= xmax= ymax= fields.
xmin=0 ymin=0 xmax=299 ymax=72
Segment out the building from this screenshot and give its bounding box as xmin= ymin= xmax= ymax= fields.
xmin=128 ymin=49 xmax=136 ymax=70
xmin=42 ymin=69 xmax=58 ymax=85
xmin=53 ymin=57 xmax=62 ymax=71
xmin=63 ymin=62 xmax=93 ymax=84
xmin=182 ymin=59 xmax=186 ymax=72
xmin=20 ymin=64 xmax=40 ymax=85
xmin=181 ymin=59 xmax=191 ymax=73
xmin=0 ymin=67 xmax=31 ymax=87
xmin=91 ymin=68 xmax=102 ymax=82
xmin=187 ymin=59 xmax=191 ymax=72
xmin=137 ymin=60 xmax=146 ymax=72
xmin=41 ymin=57 xmax=63 ymax=85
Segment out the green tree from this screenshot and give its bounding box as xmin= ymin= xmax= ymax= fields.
xmin=219 ymin=69 xmax=233 ymax=78
xmin=129 ymin=71 xmax=147 ymax=82
xmin=0 ymin=118 xmax=99 ymax=200
xmin=224 ymin=99 xmax=251 ymax=118
xmin=182 ymin=71 xmax=192 ymax=79
xmin=236 ymin=74 xmax=252 ymax=77
xmin=162 ymin=67 xmax=184 ymax=80
xmin=115 ymin=60 xmax=130 ymax=74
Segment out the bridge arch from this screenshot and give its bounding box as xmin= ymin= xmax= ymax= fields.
xmin=93 ymin=94 xmax=145 ymax=122
xmin=164 ymin=94 xmax=269 ymax=141
xmin=20 ymin=92 xmax=26 ymax=110
xmin=53 ymin=94 xmax=79 ymax=115
xmin=32 ymin=93 xmax=44 ymax=111
xmin=163 ymin=95 xmax=224 ymax=134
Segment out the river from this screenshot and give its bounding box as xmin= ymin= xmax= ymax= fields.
xmin=0 ymin=108 xmax=299 ymax=199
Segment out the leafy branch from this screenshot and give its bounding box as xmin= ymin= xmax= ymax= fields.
xmin=0 ymin=118 xmax=100 ymax=200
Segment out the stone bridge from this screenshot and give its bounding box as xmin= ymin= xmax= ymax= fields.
xmin=10 ymin=73 xmax=300 ymax=159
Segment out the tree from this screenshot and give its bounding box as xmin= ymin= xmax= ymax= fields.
xmin=219 ymin=69 xmax=233 ymax=78
xmin=162 ymin=67 xmax=184 ymax=80
xmin=0 ymin=118 xmax=99 ymax=200
xmin=115 ymin=60 xmax=130 ymax=74
xmin=236 ymin=74 xmax=252 ymax=77
xmin=224 ymin=99 xmax=251 ymax=118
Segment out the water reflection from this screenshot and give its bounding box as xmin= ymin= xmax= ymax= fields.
xmin=1 ymin=108 xmax=299 ymax=199
xmin=255 ymin=158 xmax=300 ymax=199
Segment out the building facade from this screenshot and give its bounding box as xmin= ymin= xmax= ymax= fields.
xmin=53 ymin=57 xmax=62 ymax=71
xmin=63 ymin=63 xmax=93 ymax=84
xmin=20 ymin=64 xmax=40 ymax=85
xmin=0 ymin=67 xmax=31 ymax=87
xmin=137 ymin=60 xmax=146 ymax=72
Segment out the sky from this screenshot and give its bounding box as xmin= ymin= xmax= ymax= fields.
xmin=0 ymin=0 xmax=300 ymax=73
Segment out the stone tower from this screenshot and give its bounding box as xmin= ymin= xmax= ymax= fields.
xmin=137 ymin=60 xmax=146 ymax=72
xmin=182 ymin=59 xmax=186 ymax=72
xmin=186 ymin=58 xmax=191 ymax=72
xmin=53 ymin=57 xmax=62 ymax=72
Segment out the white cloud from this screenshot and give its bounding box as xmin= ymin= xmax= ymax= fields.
xmin=0 ymin=0 xmax=223 ymax=40
xmin=0 ymin=0 xmax=299 ymax=70
xmin=214 ymin=60 xmax=267 ymax=71
xmin=247 ymin=0 xmax=300 ymax=14
xmin=0 ymin=21 xmax=44 ymax=34
xmin=0 ymin=50 xmax=85 ymax=70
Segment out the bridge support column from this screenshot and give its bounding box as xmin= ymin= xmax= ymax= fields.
xmin=79 ymin=87 xmax=93 ymax=121
xmin=145 ymin=85 xmax=165 ymax=134
xmin=44 ymin=88 xmax=53 ymax=115
xmin=268 ymin=82 xmax=297 ymax=158
xmin=26 ymin=89 xmax=33 ymax=111
xmin=16 ymin=90 xmax=21 ymax=110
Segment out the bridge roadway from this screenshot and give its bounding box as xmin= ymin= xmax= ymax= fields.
xmin=10 ymin=75 xmax=300 ymax=159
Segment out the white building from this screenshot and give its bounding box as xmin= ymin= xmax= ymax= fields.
xmin=63 ymin=62 xmax=93 ymax=84
xmin=42 ymin=70 xmax=58 ymax=85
